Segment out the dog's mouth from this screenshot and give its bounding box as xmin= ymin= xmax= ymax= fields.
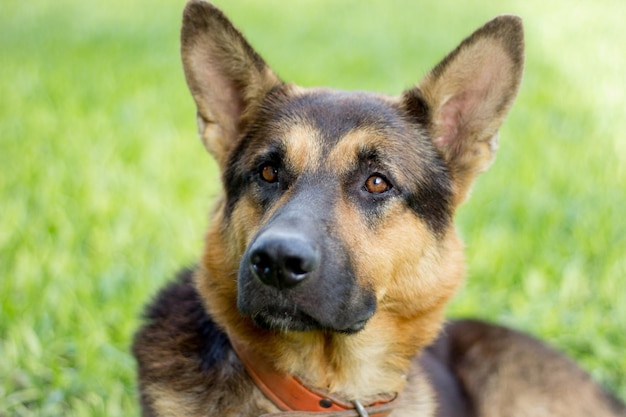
xmin=250 ymin=304 xmax=370 ymax=335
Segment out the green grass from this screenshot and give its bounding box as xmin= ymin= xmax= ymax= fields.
xmin=1 ymin=0 xmax=624 ymax=415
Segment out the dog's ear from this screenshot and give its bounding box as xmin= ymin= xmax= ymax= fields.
xmin=181 ymin=0 xmax=282 ymax=165
xmin=403 ymin=15 xmax=524 ymax=204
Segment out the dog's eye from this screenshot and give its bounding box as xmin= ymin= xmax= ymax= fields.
xmin=364 ymin=174 xmax=391 ymax=194
xmin=260 ymin=164 xmax=279 ymax=183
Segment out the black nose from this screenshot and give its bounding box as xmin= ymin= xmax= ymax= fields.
xmin=248 ymin=231 xmax=320 ymax=290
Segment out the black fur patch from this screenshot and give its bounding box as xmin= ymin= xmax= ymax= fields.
xmin=404 ymin=164 xmax=453 ymax=236
xmin=139 ymin=269 xmax=232 ymax=371
xmin=133 ymin=269 xmax=271 ymax=415
xmin=402 ymin=88 xmax=431 ymax=128
xmin=222 ymin=86 xmax=291 ymax=218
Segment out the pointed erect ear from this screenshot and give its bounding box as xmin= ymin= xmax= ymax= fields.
xmin=181 ymin=0 xmax=282 ymax=165
xmin=403 ymin=15 xmax=524 ymax=204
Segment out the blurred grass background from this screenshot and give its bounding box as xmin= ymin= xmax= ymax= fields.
xmin=1 ymin=0 xmax=624 ymax=415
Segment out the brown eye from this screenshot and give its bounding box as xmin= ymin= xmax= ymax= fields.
xmin=365 ymin=174 xmax=390 ymax=194
xmin=260 ymin=164 xmax=279 ymax=183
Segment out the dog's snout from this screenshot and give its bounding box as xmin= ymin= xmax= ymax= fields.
xmin=248 ymin=232 xmax=320 ymax=290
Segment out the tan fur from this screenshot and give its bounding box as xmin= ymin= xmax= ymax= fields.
xmin=147 ymin=385 xmax=203 ymax=417
xmin=327 ymin=129 xmax=390 ymax=177
xmin=283 ymin=124 xmax=325 ymax=174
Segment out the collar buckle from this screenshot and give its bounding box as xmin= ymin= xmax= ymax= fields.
xmin=352 ymin=400 xmax=369 ymax=417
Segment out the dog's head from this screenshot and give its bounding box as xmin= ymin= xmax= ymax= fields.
xmin=182 ymin=0 xmax=523 ymax=364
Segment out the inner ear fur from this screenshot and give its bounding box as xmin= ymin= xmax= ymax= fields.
xmin=404 ymin=15 xmax=524 ymax=204
xmin=181 ymin=0 xmax=282 ymax=165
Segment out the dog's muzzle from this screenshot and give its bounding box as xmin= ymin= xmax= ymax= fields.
xmin=236 ymin=204 xmax=376 ymax=334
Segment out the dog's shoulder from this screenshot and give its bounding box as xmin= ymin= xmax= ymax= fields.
xmin=133 ymin=269 xmax=266 ymax=416
xmin=134 ymin=269 xmax=231 ymax=372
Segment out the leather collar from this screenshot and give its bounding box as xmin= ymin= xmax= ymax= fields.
xmin=230 ymin=338 xmax=398 ymax=417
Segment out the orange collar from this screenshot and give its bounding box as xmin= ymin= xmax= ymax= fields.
xmin=230 ymin=338 xmax=398 ymax=417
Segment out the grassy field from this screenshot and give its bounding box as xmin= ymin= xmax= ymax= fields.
xmin=1 ymin=0 xmax=624 ymax=415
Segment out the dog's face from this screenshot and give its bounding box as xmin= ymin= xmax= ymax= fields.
xmin=229 ymin=88 xmax=454 ymax=334
xmin=181 ymin=0 xmax=524 ymax=356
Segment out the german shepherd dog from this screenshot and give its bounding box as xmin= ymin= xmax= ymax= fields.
xmin=133 ymin=1 xmax=626 ymax=416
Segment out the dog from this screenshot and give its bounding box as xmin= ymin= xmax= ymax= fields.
xmin=133 ymin=1 xmax=626 ymax=416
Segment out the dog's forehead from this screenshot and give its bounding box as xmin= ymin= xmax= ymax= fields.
xmin=273 ymin=88 xmax=403 ymax=139
xmin=260 ymin=88 xmax=430 ymax=171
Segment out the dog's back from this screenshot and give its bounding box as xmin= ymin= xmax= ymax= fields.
xmin=424 ymin=320 xmax=626 ymax=417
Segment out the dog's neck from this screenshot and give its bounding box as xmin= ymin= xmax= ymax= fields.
xmin=230 ymin=336 xmax=399 ymax=415
xmin=228 ymin=307 xmax=445 ymax=407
